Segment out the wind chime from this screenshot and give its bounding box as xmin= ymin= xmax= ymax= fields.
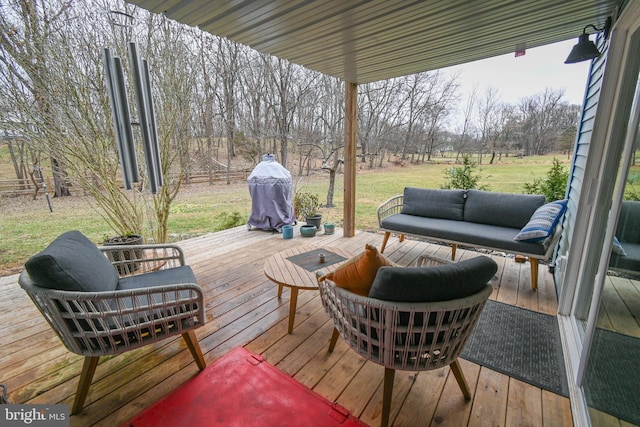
xmin=102 ymin=41 xmax=162 ymax=194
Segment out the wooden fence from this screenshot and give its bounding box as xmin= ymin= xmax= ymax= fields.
xmin=182 ymin=169 xmax=249 ymax=184
xmin=0 ymin=169 xmax=249 ymax=197
xmin=0 ymin=178 xmax=36 ymax=197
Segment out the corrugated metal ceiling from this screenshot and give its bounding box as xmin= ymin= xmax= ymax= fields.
xmin=126 ymin=0 xmax=623 ymax=83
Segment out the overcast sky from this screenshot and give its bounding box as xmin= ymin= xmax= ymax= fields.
xmin=441 ymin=39 xmax=593 ymax=106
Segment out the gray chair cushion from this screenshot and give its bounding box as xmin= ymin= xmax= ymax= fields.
xmin=464 ymin=190 xmax=545 ymax=229
xmin=117 ymin=265 xmax=197 ymax=290
xmin=24 ymin=230 xmax=119 ymax=292
xmin=401 ymin=187 xmax=466 ymax=220
xmin=368 ymin=256 xmax=497 ymax=302
xmin=115 ymin=265 xmax=199 ymax=311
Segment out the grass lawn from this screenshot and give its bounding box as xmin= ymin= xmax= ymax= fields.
xmin=0 ymin=154 xmax=568 ymax=275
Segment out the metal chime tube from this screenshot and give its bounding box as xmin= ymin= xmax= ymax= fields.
xmin=103 ymin=48 xmax=134 ymax=188
xmin=127 ymin=42 xmax=160 ymax=194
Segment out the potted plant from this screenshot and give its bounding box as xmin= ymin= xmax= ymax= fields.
xmin=103 ymin=232 xmax=144 ymax=274
xmin=293 ymin=191 xmax=322 ymax=229
xmin=299 ymin=224 xmax=317 ymax=237
xmin=323 ymin=221 xmax=336 ymax=235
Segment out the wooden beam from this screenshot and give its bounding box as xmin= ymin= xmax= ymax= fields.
xmin=344 ymin=82 xmax=357 ymax=237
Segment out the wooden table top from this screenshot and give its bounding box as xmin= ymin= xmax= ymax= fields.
xmin=263 ymin=245 xmax=353 ymax=291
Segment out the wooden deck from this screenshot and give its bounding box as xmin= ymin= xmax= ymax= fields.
xmin=0 ymin=226 xmax=574 ymax=427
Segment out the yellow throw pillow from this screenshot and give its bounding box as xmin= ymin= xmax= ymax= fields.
xmin=324 ymin=244 xmax=394 ymax=296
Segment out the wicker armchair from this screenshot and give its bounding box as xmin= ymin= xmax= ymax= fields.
xmin=318 ymin=255 xmax=495 ymax=427
xmin=19 ymin=231 xmax=206 ymax=414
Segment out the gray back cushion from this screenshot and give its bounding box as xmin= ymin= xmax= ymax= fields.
xmin=401 ymin=187 xmax=466 ymax=220
xmin=25 ymin=230 xmax=119 ymax=292
xmin=368 ymin=256 xmax=497 ymax=302
xmin=617 ymin=201 xmax=640 ymax=243
xmin=464 ymin=190 xmax=545 ymax=229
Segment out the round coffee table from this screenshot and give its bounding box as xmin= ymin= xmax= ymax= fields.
xmin=263 ymin=245 xmax=352 ymax=333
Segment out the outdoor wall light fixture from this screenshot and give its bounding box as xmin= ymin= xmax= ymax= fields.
xmin=565 ymin=17 xmax=612 ymax=64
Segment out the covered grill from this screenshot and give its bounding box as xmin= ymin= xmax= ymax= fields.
xmin=247 ymin=154 xmax=295 ymax=231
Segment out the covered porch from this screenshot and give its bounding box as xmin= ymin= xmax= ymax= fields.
xmin=2 ymin=227 xmax=578 ymax=426
xmin=114 ymin=1 xmax=639 ymax=424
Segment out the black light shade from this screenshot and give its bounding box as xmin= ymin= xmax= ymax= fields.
xmin=564 ymin=33 xmax=601 ymax=63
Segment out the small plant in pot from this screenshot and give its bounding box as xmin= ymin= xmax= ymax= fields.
xmin=323 ymin=221 xmax=336 ymax=235
xmin=293 ymin=191 xmax=322 ymax=229
xmin=299 ymin=224 xmax=317 ymax=237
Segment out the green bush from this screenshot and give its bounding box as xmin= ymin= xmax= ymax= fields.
xmin=293 ymin=191 xmax=320 ymax=218
xmin=441 ymin=155 xmax=489 ymax=190
xmin=523 ymin=158 xmax=568 ymax=201
xmin=218 ymin=211 xmax=245 ymax=229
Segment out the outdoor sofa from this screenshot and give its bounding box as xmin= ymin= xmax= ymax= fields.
xmin=377 ymin=187 xmax=567 ymax=289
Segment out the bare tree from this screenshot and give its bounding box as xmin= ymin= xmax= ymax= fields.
xmin=314 ymin=74 xmax=344 ymax=207
xmin=192 ymin=30 xmax=220 ymax=183
xmin=476 ymin=87 xmax=502 ymax=164
xmin=262 ymin=56 xmax=317 ymax=169
xmin=358 ymin=79 xmax=402 ymax=167
xmin=0 ymin=0 xmax=73 ymax=197
xmin=214 ymin=37 xmax=240 ymax=184
xmin=1 ymin=1 xmax=198 ymax=242
xmin=236 ymin=49 xmax=271 ymax=164
xmin=517 ymin=88 xmax=569 ymax=155
xmin=419 ymin=71 xmax=459 ymax=162
xmin=453 ymin=84 xmax=479 ymax=161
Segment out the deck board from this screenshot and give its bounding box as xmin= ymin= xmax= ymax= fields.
xmin=0 ymin=226 xmax=576 ymax=426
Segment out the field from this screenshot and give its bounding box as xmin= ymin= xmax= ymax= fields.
xmin=0 ymin=154 xmax=569 ymax=276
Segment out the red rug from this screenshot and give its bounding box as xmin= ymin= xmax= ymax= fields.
xmin=123 ymin=346 xmax=367 ymax=427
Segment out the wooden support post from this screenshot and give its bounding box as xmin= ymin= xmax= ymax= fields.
xmin=343 ymin=82 xmax=357 ymax=237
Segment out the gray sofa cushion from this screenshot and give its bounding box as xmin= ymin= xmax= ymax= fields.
xmin=24 ymin=230 xmax=119 ymax=292
xmin=616 ymin=200 xmax=640 ymax=243
xmin=401 ymin=187 xmax=466 ymax=220
xmin=368 ymin=256 xmax=497 ymax=302
xmin=609 ymin=242 xmax=640 ymax=272
xmin=381 ymin=214 xmax=547 ymax=255
xmin=608 ymin=200 xmax=640 ymax=273
xmin=464 ymin=190 xmax=545 ymax=229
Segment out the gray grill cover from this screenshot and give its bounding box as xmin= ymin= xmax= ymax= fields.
xmin=247 ymin=154 xmax=295 ymax=230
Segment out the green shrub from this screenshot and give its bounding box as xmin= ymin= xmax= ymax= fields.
xmin=625 ymin=183 xmax=640 ymax=200
xmin=441 ymin=155 xmax=490 ymax=190
xmin=523 ymin=158 xmax=568 ymax=201
xmin=218 ymin=211 xmax=245 ymax=229
xmin=293 ymin=191 xmax=320 ymax=218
